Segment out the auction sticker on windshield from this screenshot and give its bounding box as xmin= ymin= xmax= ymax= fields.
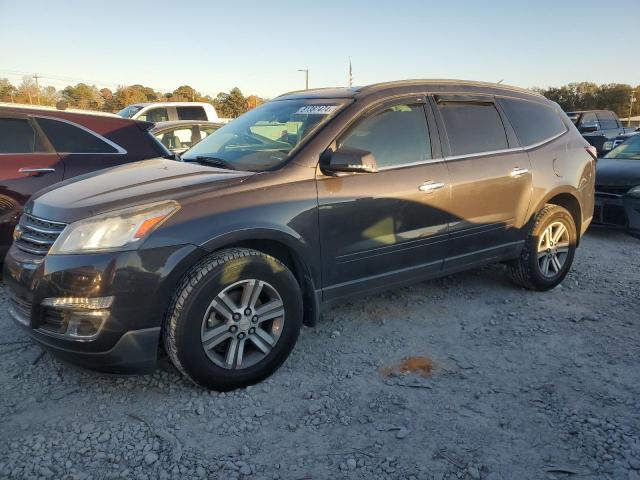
xmin=295 ymin=105 xmax=339 ymax=115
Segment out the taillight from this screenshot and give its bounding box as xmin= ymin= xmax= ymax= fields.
xmin=586 ymin=145 xmax=598 ymax=161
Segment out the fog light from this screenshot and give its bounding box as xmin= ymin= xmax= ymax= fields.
xmin=39 ymin=296 xmax=113 ymax=340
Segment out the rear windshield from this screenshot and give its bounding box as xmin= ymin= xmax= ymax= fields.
xmin=182 ymin=99 xmax=347 ymax=171
xmin=604 ymin=134 xmax=640 ymax=160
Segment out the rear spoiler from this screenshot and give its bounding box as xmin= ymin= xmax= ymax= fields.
xmin=134 ymin=120 xmax=155 ymax=132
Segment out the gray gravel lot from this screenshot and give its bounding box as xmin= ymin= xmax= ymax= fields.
xmin=1 ymin=229 xmax=639 ymax=480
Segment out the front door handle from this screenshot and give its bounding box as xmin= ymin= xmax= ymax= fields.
xmin=510 ymin=167 xmax=529 ymax=178
xmin=18 ymin=168 xmax=56 ymax=176
xmin=418 ymin=181 xmax=445 ymax=192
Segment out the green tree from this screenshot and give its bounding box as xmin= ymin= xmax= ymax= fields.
xmin=0 ymin=78 xmax=17 ymax=102
xmin=111 ymin=84 xmax=160 ymax=110
xmin=214 ymin=87 xmax=247 ymax=118
xmin=62 ymin=83 xmax=103 ymax=110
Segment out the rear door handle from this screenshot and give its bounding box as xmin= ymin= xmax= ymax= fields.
xmin=18 ymin=168 xmax=56 ymax=176
xmin=418 ymin=181 xmax=445 ymax=192
xmin=510 ymin=167 xmax=529 ymax=178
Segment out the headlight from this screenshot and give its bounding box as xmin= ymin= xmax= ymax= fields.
xmin=627 ymin=186 xmax=640 ymax=199
xmin=50 ymin=201 xmax=180 ymax=254
xmin=602 ymin=141 xmax=613 ymax=151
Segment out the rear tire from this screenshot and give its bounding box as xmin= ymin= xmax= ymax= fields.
xmin=163 ymin=248 xmax=303 ymax=391
xmin=507 ymin=204 xmax=577 ymax=291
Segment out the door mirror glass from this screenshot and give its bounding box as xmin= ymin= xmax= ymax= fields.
xmin=321 ymin=147 xmax=378 ymax=175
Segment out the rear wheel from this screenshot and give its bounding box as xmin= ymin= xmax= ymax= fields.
xmin=507 ymin=204 xmax=577 ymax=291
xmin=163 ymin=248 xmax=303 ymax=390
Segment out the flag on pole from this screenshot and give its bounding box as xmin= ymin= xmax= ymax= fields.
xmin=348 ymin=57 xmax=353 ymax=87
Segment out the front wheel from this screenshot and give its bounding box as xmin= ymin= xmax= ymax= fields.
xmin=163 ymin=248 xmax=303 ymax=391
xmin=507 ymin=204 xmax=577 ymax=291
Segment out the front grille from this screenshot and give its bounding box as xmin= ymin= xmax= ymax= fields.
xmin=14 ymin=213 xmax=66 ymax=256
xmin=8 ymin=292 xmax=32 ymax=326
xmin=594 ymin=204 xmax=628 ymax=226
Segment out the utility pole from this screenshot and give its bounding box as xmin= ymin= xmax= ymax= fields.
xmin=297 ymin=69 xmax=309 ymax=90
xmin=628 ymin=91 xmax=637 ymax=128
xmin=348 ymin=57 xmax=353 ymax=87
xmin=33 ymin=73 xmax=41 ymax=105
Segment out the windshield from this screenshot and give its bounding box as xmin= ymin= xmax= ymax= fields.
xmin=182 ymin=99 xmax=347 ymax=171
xmin=117 ymin=105 xmax=144 ymax=118
xmin=605 ymin=134 xmax=640 ymax=160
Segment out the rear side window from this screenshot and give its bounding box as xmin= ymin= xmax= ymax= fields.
xmin=139 ymin=108 xmax=169 ymax=122
xmin=499 ymin=98 xmax=567 ymax=146
xmin=36 ymin=117 xmax=119 ymax=154
xmin=438 ymin=102 xmax=508 ymax=156
xmin=339 ymin=103 xmax=431 ymax=168
xmin=597 ymin=111 xmax=619 ymax=129
xmin=177 ymin=106 xmax=207 ymax=121
xmin=0 ymin=118 xmax=40 ymax=153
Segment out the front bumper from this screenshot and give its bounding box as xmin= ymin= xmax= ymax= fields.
xmin=592 ymin=192 xmax=640 ymax=235
xmin=3 ymin=243 xmax=207 ymax=373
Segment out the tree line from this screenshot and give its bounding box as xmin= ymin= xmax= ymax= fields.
xmin=1 ymin=77 xmax=638 ymax=119
xmin=534 ymin=82 xmax=639 ymax=118
xmin=0 ymin=76 xmax=265 ymax=118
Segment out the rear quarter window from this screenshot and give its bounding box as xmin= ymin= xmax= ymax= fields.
xmin=438 ymin=102 xmax=508 ymax=156
xmin=36 ymin=117 xmax=119 ymax=154
xmin=498 ymin=98 xmax=567 ymax=147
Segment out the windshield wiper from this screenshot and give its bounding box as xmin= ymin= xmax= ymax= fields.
xmin=186 ymin=156 xmax=237 ymax=171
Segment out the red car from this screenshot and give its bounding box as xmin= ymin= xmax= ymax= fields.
xmin=0 ymin=105 xmax=171 ymax=254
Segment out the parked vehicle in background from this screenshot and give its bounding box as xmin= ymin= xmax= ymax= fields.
xmin=0 ymin=105 xmax=171 ymax=255
xmin=151 ymin=121 xmax=222 ymax=155
xmin=565 ymin=110 xmax=633 ymax=154
xmin=593 ymin=134 xmax=640 ymax=235
xmin=4 ymin=80 xmax=595 ymax=390
xmin=602 ymin=130 xmax=640 ymax=154
xmin=117 ymin=102 xmax=220 ymax=123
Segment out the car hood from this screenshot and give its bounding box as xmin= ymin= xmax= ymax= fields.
xmin=595 ymin=158 xmax=640 ymax=189
xmin=27 ymin=158 xmax=254 ymax=223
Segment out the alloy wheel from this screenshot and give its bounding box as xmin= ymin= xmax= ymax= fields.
xmin=200 ymin=279 xmax=285 ymax=369
xmin=536 ymin=220 xmax=570 ymax=278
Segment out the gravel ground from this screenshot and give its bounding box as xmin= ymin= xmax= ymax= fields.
xmin=1 ymin=229 xmax=639 ymax=480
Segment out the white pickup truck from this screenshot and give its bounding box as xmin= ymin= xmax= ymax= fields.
xmin=117 ymin=102 xmax=223 ymax=123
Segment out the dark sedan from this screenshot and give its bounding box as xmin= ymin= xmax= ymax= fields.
xmin=594 ymin=134 xmax=640 ymax=235
xmin=0 ymin=105 xmax=172 ymax=254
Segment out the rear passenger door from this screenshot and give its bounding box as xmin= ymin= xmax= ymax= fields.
xmin=432 ymin=96 xmax=532 ymax=268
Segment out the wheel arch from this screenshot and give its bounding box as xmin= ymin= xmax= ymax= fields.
xmin=531 ymin=188 xmax=583 ymax=244
xmin=200 ymin=229 xmax=321 ymax=326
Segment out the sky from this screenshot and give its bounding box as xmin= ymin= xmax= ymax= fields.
xmin=1 ymin=0 xmax=639 ymax=99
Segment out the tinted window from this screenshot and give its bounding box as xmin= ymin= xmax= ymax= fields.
xmin=36 ymin=117 xmax=118 ymax=154
xmin=139 ymin=108 xmax=169 ymax=122
xmin=155 ymin=126 xmax=200 ymax=150
xmin=438 ymin=102 xmax=508 ymax=156
xmin=499 ymin=98 xmax=567 ymax=146
xmin=580 ymin=112 xmax=599 ymax=128
xmin=597 ymin=112 xmax=619 ymax=130
xmin=339 ymin=104 xmax=431 ymax=168
xmin=0 ymin=118 xmax=39 ymax=153
xmin=177 ymin=106 xmax=207 ymax=121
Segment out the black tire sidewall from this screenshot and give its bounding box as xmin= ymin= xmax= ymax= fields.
xmin=527 ymin=207 xmax=577 ymax=289
xmin=175 ymin=254 xmax=302 ymax=390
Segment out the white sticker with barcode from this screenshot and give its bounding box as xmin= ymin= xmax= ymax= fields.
xmin=295 ymin=105 xmax=338 ymax=115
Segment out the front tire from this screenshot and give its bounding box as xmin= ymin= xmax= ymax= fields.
xmin=507 ymin=204 xmax=577 ymax=291
xmin=163 ymin=248 xmax=303 ymax=391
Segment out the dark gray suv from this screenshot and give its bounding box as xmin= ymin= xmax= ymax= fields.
xmin=4 ymin=80 xmax=596 ymax=390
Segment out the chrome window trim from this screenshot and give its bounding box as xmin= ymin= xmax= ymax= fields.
xmin=521 ymin=129 xmax=567 ymax=150
xmin=377 ymin=157 xmax=444 ymax=171
xmin=35 ymin=115 xmax=128 ymax=155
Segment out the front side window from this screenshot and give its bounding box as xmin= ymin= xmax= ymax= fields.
xmin=438 ymin=102 xmax=508 ymax=156
xmin=597 ymin=112 xmax=619 ymax=130
xmin=605 ymin=135 xmax=640 ymax=160
xmin=138 ymin=108 xmax=169 ymax=122
xmin=338 ymin=104 xmax=431 ymax=168
xmin=580 ymin=112 xmax=599 ymax=129
xmin=499 ymin=98 xmax=567 ymax=146
xmin=177 ymin=106 xmax=207 ymax=121
xmin=0 ymin=118 xmax=41 ymax=153
xmin=36 ymin=117 xmax=119 ymax=154
xmin=182 ymin=99 xmax=346 ymax=171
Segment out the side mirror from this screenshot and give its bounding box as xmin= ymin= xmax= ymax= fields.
xmin=320 ymin=147 xmax=378 ymax=175
xmin=580 ymin=125 xmax=598 ymax=133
